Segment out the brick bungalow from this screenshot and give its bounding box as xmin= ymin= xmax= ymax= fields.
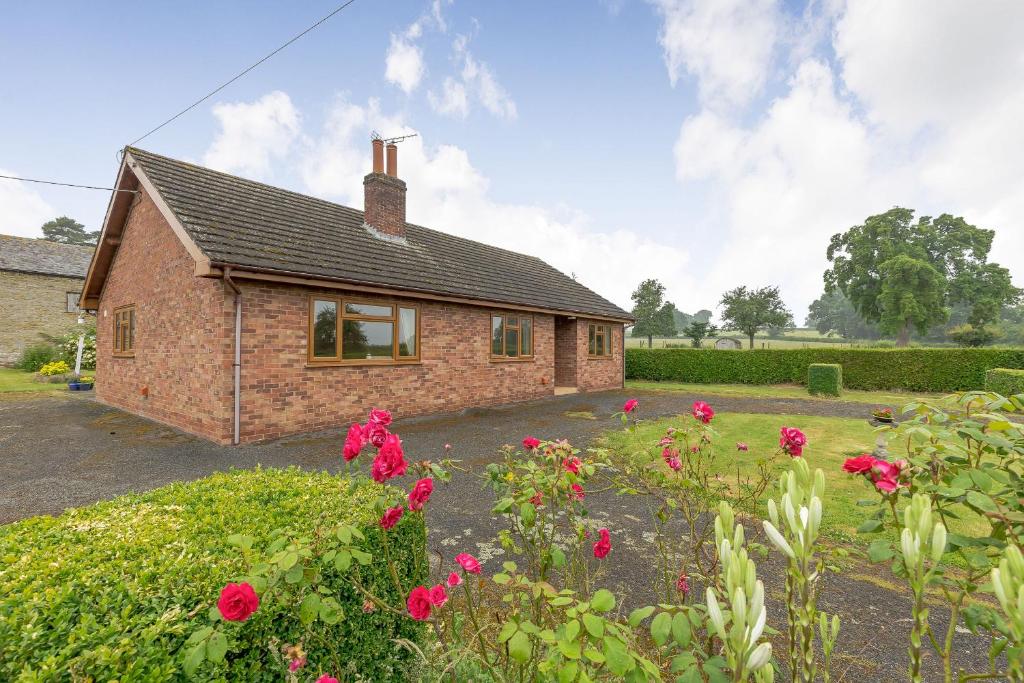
xmin=0 ymin=235 xmax=94 ymax=365
xmin=80 ymin=142 xmax=632 ymax=444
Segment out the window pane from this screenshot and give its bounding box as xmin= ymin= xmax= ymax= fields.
xmin=588 ymin=325 xmax=596 ymax=355
xmin=342 ymin=320 xmax=394 ymax=360
xmin=344 ymin=302 xmax=393 ymax=317
xmin=505 ymin=327 xmax=519 ymax=357
xmin=491 ymin=316 xmax=504 ymax=355
xmin=67 ymin=292 xmax=79 ymax=313
xmin=520 ymin=318 xmax=532 ymax=356
xmin=506 ymin=316 xmax=519 ymax=328
xmin=312 ymin=300 xmax=338 ymax=357
xmin=114 ymin=315 xmax=121 ymax=352
xmin=128 ymin=310 xmax=135 ymax=351
xmin=398 ymin=307 xmax=417 ymax=357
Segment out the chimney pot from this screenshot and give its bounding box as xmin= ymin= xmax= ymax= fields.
xmin=371 ymin=138 xmax=384 ymax=174
xmin=386 ymin=143 xmax=398 ymax=178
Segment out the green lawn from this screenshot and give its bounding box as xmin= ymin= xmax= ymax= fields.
xmin=0 ymin=368 xmax=66 ymax=395
xmin=627 ymin=379 xmax=941 ymax=407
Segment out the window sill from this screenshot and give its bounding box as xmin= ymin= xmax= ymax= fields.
xmin=306 ymin=360 xmax=422 ymax=368
xmin=489 ymin=356 xmax=536 ymax=363
xmin=587 ymin=355 xmax=614 ymax=360
xmin=112 ymin=353 xmax=136 ymax=359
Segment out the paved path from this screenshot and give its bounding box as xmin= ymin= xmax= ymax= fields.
xmin=0 ymin=391 xmax=996 ymax=679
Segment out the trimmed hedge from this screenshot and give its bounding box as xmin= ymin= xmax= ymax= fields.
xmin=625 ymin=348 xmax=1024 ymax=392
xmin=808 ymin=363 xmax=842 ymax=396
xmin=0 ymin=468 xmax=425 ymax=681
xmin=986 ymin=368 xmax=1024 ymax=397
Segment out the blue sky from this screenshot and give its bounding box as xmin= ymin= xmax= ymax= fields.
xmin=2 ymin=1 xmax=1023 ymax=319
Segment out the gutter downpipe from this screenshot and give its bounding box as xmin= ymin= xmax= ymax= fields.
xmin=223 ymin=268 xmax=242 ymax=445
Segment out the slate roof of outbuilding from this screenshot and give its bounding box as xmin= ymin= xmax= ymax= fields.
xmin=127 ymin=147 xmax=632 ymax=320
xmin=0 ymin=234 xmax=94 ymax=278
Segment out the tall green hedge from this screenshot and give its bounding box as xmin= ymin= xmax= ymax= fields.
xmin=0 ymin=468 xmax=425 ymax=682
xmin=625 ymin=348 xmax=1024 ymax=392
xmin=986 ymin=368 xmax=1024 ymax=397
xmin=808 ymin=363 xmax=842 ymax=396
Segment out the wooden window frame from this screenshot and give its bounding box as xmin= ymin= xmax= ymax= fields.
xmin=112 ymin=305 xmax=136 ymax=357
xmin=490 ymin=312 xmax=535 ymax=362
xmin=307 ymin=296 xmax=420 ymax=366
xmin=588 ymin=323 xmax=613 ymax=359
xmin=66 ymin=291 xmax=81 ymax=313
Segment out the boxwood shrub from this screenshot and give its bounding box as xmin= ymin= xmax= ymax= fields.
xmin=625 ymin=348 xmax=1024 ymax=392
xmin=0 ymin=468 xmax=425 ymax=681
xmin=986 ymin=368 xmax=1024 ymax=397
xmin=808 ymin=363 xmax=842 ymax=396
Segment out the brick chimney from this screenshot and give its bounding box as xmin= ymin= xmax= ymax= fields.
xmin=363 ymin=138 xmax=407 ymax=238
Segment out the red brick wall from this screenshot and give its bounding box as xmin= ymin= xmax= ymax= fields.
xmin=575 ymin=319 xmax=624 ymax=392
xmin=95 ymin=193 xmax=235 ymax=442
xmin=235 ymin=282 xmax=557 ymax=443
xmin=554 ymin=317 xmax=577 ymax=386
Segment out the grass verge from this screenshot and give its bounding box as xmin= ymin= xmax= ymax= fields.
xmin=0 ymin=367 xmax=67 ymax=395
xmin=626 ymin=379 xmax=940 ymax=407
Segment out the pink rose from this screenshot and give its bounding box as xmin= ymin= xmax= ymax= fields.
xmin=365 ymin=421 xmax=390 ymax=449
xmin=371 ymin=434 xmax=407 ymax=482
xmin=869 ymin=459 xmax=907 ymax=493
xmin=455 ymin=553 xmax=481 ymax=574
xmin=428 ymin=584 xmax=448 ymax=608
xmin=380 ymin=505 xmax=404 ymax=530
xmin=593 ymin=528 xmax=611 ymax=559
xmin=529 ymin=491 xmax=543 ymax=506
xmin=736 ymin=442 xmax=749 ymax=452
xmin=692 ymin=401 xmax=714 ymax=424
xmin=658 ymin=436 xmax=675 ymax=447
xmin=289 ymin=657 xmax=307 ymax=672
xmin=522 ymin=436 xmax=541 ymax=450
xmin=343 ymin=423 xmax=365 ymax=462
xmin=623 ymin=399 xmax=639 ymax=414
xmin=689 ymin=445 xmax=699 ymax=454
xmin=563 ymin=457 xmax=581 ymax=475
xmin=843 ymin=454 xmax=876 ymax=474
xmin=676 ymin=573 xmax=689 ymax=596
xmin=662 ymin=447 xmax=679 ymax=462
xmin=571 ymin=483 xmax=585 ymax=500
xmin=667 ymin=457 xmax=682 ymax=471
xmin=407 ymin=586 xmax=432 ymax=621
xmin=316 ymin=677 xmax=339 ymax=683
xmin=407 ymin=478 xmax=434 ymax=512
xmin=217 ymin=582 xmax=259 ymax=622
xmin=779 ymin=427 xmax=808 ymax=457
xmin=446 ymin=571 xmax=462 ymax=587
xmin=368 ymin=408 xmax=393 ymax=427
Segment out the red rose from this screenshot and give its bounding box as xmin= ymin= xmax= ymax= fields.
xmin=662 ymin=446 xmax=678 ymax=462
xmin=692 ymin=401 xmax=714 ymax=424
xmin=571 ymin=483 xmax=585 ymax=500
xmin=380 ymin=505 xmax=404 ymax=530
xmin=666 ymin=457 xmax=682 ymax=471
xmin=658 ymin=436 xmax=675 ymax=447
xmin=428 ymin=584 xmax=448 ymax=607
xmin=563 ymin=457 xmax=581 ymax=475
xmin=779 ymin=427 xmax=807 ymax=457
xmin=407 ymin=586 xmax=432 ymax=621
xmin=676 ymin=573 xmax=689 ymax=596
xmin=446 ymin=571 xmax=462 ymax=587
xmin=407 ymin=478 xmax=434 ymax=511
xmin=455 ymin=553 xmax=481 ymax=574
xmin=217 ymin=582 xmax=259 ymax=622
xmin=368 ymin=408 xmax=393 ymax=427
xmin=316 ymin=676 xmax=339 ymax=683
xmin=593 ymin=528 xmax=611 ymax=559
xmin=736 ymin=442 xmax=749 ymax=452
xmin=365 ymin=421 xmax=390 ymax=449
xmin=343 ymin=423 xmax=365 ymax=462
xmin=371 ymin=434 xmax=407 ymax=482
xmin=689 ymin=445 xmax=699 ymax=453
xmin=522 ymin=436 xmax=541 ymax=450
xmin=842 ymin=454 xmax=876 ymax=474
xmin=623 ymin=399 xmax=639 ymax=414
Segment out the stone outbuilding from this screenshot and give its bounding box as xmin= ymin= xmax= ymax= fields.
xmin=80 ymin=144 xmax=633 ymax=444
xmin=0 ymin=234 xmax=94 ymax=365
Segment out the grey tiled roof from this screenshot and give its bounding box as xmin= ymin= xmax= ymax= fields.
xmin=128 ymin=147 xmax=632 ymax=320
xmin=0 ymin=234 xmax=93 ymax=278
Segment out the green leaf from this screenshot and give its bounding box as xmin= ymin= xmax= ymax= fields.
xmin=280 ymin=551 xmax=298 ymax=570
xmin=564 ymin=618 xmax=581 ymax=641
xmin=551 ymin=546 xmax=567 ymax=568
xmin=671 ymin=611 xmax=691 ymax=648
xmin=498 ymin=621 xmax=518 ymax=644
xmin=492 ymin=498 xmax=514 ymax=514
xmin=320 ymin=596 xmax=344 ymax=624
xmin=602 ymin=636 xmax=633 ymax=675
xmin=582 ymin=613 xmax=604 ymax=638
xmin=206 ymin=631 xmax=227 ymax=663
xmin=583 ymin=648 xmax=605 ymax=663
xmin=857 ymin=519 xmax=883 ymax=533
xmin=183 ymin=642 xmax=206 ymax=677
xmin=285 ymin=563 xmax=304 ymax=584
xmin=591 ymin=589 xmax=615 ymax=613
xmin=299 ymin=593 xmax=321 ymax=625
xmin=351 ymin=548 xmax=372 ymax=566
xmin=520 ymin=502 xmax=536 ymax=527
xmin=966 ymin=490 xmax=998 ymax=513
xmin=628 ymin=606 xmax=655 ymax=627
xmin=558 ymin=661 xmax=579 ymax=683
xmin=650 ymin=612 xmax=672 ymax=646
xmin=671 ymin=652 xmax=697 ymax=672
xmin=336 ymin=525 xmax=352 ymax=544
xmin=868 ymin=539 xmax=895 ymax=563
xmin=334 ymin=549 xmax=352 ymax=572
xmin=558 ymin=640 xmax=581 ymax=660
xmin=508 ymin=631 xmax=532 ymax=663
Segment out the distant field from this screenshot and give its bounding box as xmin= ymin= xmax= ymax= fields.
xmin=625 ymin=332 xmax=865 ymax=350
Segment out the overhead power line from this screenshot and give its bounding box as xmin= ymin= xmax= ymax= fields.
xmin=0 ymin=173 xmax=137 ymax=193
xmin=127 ymin=0 xmax=361 ymax=148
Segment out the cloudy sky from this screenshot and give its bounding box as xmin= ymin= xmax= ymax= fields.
xmin=2 ymin=1 xmax=1022 ymax=321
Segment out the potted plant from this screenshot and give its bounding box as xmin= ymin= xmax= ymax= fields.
xmin=78 ymin=375 xmax=94 ymax=391
xmin=871 ymin=406 xmax=895 ymax=424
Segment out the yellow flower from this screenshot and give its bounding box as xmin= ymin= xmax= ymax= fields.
xmin=505 ymin=472 xmax=516 ymax=482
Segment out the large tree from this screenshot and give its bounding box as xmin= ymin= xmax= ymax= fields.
xmin=806 ymin=290 xmax=880 ymax=339
xmin=825 ymin=208 xmax=1019 ymax=346
xmin=683 ymin=321 xmax=717 ymax=348
xmin=719 ymin=285 xmax=793 ymax=349
xmin=40 ymin=216 xmax=99 ymax=246
xmin=630 ymin=279 xmax=676 ymax=347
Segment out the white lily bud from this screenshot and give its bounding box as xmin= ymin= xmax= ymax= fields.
xmin=732 ymin=586 xmax=748 ymax=633
xmin=930 ymin=523 xmax=946 ymax=565
xmin=992 ymin=568 xmax=1008 ymax=609
xmin=767 ymin=498 xmax=779 ymax=526
xmin=706 ymin=588 xmax=726 ymax=639
xmin=763 ymin=521 xmax=796 ymax=559
xmin=748 ymin=581 xmax=767 ymax=642
xmin=745 ymin=642 xmax=772 ymax=672
xmin=901 ymin=528 xmax=919 ymax=569
xmin=809 ymin=496 xmax=822 ymax=536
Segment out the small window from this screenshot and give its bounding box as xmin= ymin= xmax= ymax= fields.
xmin=308 ymin=297 xmax=418 ymax=364
xmin=66 ymin=292 xmax=81 ymax=313
xmin=491 ymin=313 xmax=533 ymax=359
xmin=589 ymin=323 xmax=611 ymax=358
xmin=113 ymin=305 xmax=136 ymax=356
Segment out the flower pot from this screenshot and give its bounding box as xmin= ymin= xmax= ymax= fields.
xmin=67 ymin=382 xmax=81 ymax=391
xmin=79 ymin=382 xmax=94 ymax=391
xmin=872 ymin=415 xmax=894 ymax=424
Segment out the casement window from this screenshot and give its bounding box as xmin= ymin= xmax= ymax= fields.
xmin=309 ymin=297 xmax=419 ymax=364
xmin=588 ymin=323 xmax=612 ymax=358
xmin=66 ymin=292 xmax=81 ymax=313
xmin=113 ymin=305 xmax=136 ymax=356
xmin=491 ymin=313 xmax=533 ymax=360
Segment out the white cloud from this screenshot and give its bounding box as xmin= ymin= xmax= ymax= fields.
xmin=203 ymin=91 xmax=300 ymax=178
xmin=429 ymin=34 xmax=517 ymax=120
xmin=650 ymin=0 xmax=780 ymax=109
xmin=296 ymin=96 xmax=690 ymax=309
xmin=384 ymin=33 xmax=426 ymax=94
xmin=427 ymin=77 xmax=469 ymax=118
xmin=0 ymin=171 xmax=56 ymax=237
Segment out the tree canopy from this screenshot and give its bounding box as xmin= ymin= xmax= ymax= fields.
xmin=824 ymin=208 xmax=1019 ymax=345
xmin=40 ymin=216 xmax=98 ymax=246
xmin=630 ymin=279 xmax=676 ymax=347
xmin=683 ymin=321 xmax=717 ymax=348
xmin=806 ymin=290 xmax=880 ymax=339
xmin=719 ymin=286 xmax=793 ymax=349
